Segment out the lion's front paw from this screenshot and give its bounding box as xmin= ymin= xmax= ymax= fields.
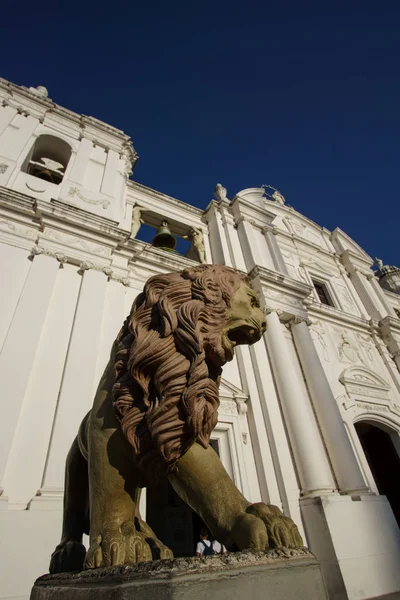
xmin=84 ymin=521 xmax=152 ymax=569
xmin=231 ymin=503 xmax=303 ymax=551
xmin=50 ymin=540 xmax=86 ymax=573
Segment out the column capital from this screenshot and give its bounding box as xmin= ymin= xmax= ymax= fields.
xmin=234 ymin=215 xmax=246 ymax=228
xmin=261 ymin=224 xmax=278 ymax=235
xmin=289 ymin=315 xmax=312 ymax=327
xmin=30 ymin=245 xmax=43 ymax=256
xmin=55 ymin=253 xmax=67 ymax=264
xmin=264 ymin=306 xmax=284 ymax=317
xmin=102 ymin=266 xmax=113 ymax=277
xmin=79 ymin=261 xmax=94 ymax=271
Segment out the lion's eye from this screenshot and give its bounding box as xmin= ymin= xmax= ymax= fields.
xmin=249 ymin=295 xmax=259 ymax=308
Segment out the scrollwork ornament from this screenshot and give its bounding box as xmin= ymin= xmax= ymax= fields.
xmin=55 ymin=253 xmax=67 ymax=264
xmin=79 ymin=261 xmax=94 ymax=271
xmin=30 ymin=245 xmax=44 ymax=256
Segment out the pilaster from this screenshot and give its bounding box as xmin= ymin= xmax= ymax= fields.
xmin=0 ymin=253 xmax=60 ymax=491
xmin=40 ymin=266 xmax=108 ymax=495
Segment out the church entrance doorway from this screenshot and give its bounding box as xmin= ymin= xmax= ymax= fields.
xmin=146 ymin=439 xmax=221 ymax=558
xmin=355 ymin=421 xmax=400 ymax=527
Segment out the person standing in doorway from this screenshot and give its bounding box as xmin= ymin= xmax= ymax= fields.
xmin=196 ymin=528 xmax=227 ymax=557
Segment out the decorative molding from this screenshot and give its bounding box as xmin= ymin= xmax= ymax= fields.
xmin=339 ymin=365 xmax=390 ymax=401
xmin=355 ymin=402 xmax=389 ymax=413
xmin=289 ymin=315 xmax=312 ymax=326
xmin=219 ymin=400 xmax=238 ymax=416
xmin=334 ymin=328 xmax=367 ymax=366
xmin=25 ymin=181 xmax=46 ymax=193
xmin=68 ymin=187 xmax=110 ymax=210
xmin=264 ymin=288 xmax=304 ymax=310
xmin=30 ymin=245 xmax=67 ymax=264
xmin=79 ymin=261 xmax=94 ymax=271
xmin=42 ymin=228 xmax=111 ymax=257
xmin=310 ymin=320 xmax=330 ymax=362
xmin=0 ymin=217 xmax=38 ymax=240
xmin=264 ymin=306 xmax=284 ymax=317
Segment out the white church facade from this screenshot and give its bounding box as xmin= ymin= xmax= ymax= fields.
xmin=1 ymin=77 xmax=400 ymax=600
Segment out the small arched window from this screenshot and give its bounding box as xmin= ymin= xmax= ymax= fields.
xmin=22 ymin=135 xmax=72 ymax=185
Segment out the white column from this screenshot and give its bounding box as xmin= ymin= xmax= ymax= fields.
xmin=291 ymin=318 xmax=368 ymax=494
xmin=236 ymin=346 xmax=281 ymax=506
xmin=250 ymin=340 xmax=303 ymax=524
xmin=264 ymin=310 xmax=336 ymax=495
xmin=0 ymin=253 xmax=60 ymax=491
xmin=41 ymin=267 xmax=108 ymax=493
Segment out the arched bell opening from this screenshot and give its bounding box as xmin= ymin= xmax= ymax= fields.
xmin=22 ymin=134 xmax=72 ymax=185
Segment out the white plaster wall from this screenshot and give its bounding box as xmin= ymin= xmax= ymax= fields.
xmin=2 ymin=264 xmax=81 ymax=506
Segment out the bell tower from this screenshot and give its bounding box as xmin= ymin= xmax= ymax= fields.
xmin=0 ymin=79 xmax=137 ymax=224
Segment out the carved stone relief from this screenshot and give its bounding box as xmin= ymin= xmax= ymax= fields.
xmin=219 ymin=400 xmax=238 ymax=416
xmin=310 ymin=320 xmax=330 ymax=362
xmin=0 ymin=163 xmax=9 ymax=174
xmin=264 ymin=288 xmax=304 ymax=309
xmin=68 ymin=187 xmax=110 ymax=210
xmin=0 ymin=218 xmax=38 ymax=240
xmin=334 ymin=280 xmax=357 ymax=315
xmin=42 ymin=229 xmax=111 ymax=257
xmin=333 ymin=327 xmax=366 ymax=366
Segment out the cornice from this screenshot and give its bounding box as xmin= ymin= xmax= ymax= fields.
xmin=380 ymin=315 xmax=400 ymax=334
xmin=0 ymin=187 xmax=128 ymax=249
xmin=249 ymin=265 xmax=312 ymax=299
xmin=128 ymin=181 xmax=203 ymax=217
xmin=308 ymin=302 xmax=374 ymax=332
xmin=0 ymin=78 xmax=137 ymax=159
xmin=382 ymin=288 xmax=400 ymax=304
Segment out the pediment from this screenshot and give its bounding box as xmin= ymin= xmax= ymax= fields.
xmin=219 ymin=378 xmax=248 ymax=401
xmin=331 ymin=228 xmax=372 ymax=264
xmin=339 ymin=366 xmax=390 ymax=400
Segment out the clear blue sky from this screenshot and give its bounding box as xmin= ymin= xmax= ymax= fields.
xmin=2 ymin=1 xmax=399 ymax=264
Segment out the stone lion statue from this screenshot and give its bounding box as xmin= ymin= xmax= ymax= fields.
xmin=50 ymin=265 xmax=303 ymax=573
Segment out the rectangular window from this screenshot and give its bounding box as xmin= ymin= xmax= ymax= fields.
xmin=312 ymin=280 xmax=334 ymax=306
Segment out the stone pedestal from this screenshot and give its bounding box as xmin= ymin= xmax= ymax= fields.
xmin=31 ymin=548 xmax=328 ymax=600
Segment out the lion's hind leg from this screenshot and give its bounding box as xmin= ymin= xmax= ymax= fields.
xmin=49 ymin=437 xmax=89 ymax=573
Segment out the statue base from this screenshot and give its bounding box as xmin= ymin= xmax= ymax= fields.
xmin=31 ymin=548 xmax=328 ymax=600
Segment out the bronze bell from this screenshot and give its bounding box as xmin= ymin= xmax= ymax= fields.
xmin=152 ymin=220 xmax=177 ymax=251
xmin=32 ymin=166 xmax=55 ymax=183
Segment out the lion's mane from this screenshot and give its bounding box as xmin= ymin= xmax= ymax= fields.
xmin=112 ymin=264 xmax=249 ymax=480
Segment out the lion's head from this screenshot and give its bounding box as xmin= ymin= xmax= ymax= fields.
xmin=112 ymin=265 xmax=266 ymax=480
